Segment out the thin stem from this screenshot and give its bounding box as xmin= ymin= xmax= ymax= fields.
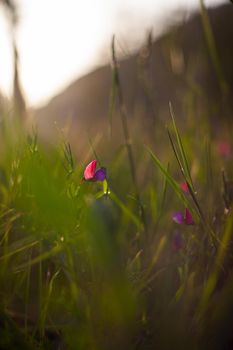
xmin=111 ymin=36 xmax=146 ymax=227
xmin=199 ymin=0 xmax=228 ymax=95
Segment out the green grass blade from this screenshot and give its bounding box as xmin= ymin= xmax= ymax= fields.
xmin=110 ymin=191 xmax=143 ymax=229
xmin=199 ymin=0 xmax=228 ymax=94
xmin=40 ymin=269 xmax=60 ymax=337
xmin=169 ymin=102 xmax=194 ymax=189
xmin=146 ymin=146 xmax=189 ymax=207
xmin=14 ymin=244 xmax=63 ymax=271
xmin=0 ymin=240 xmax=39 ymax=261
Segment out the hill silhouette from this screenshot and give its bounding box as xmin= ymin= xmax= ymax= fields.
xmin=34 ymin=3 xmax=233 ymax=147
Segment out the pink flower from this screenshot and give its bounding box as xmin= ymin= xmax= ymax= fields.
xmin=180 ymin=181 xmax=189 ymax=193
xmin=173 ymin=208 xmax=194 ymax=225
xmin=83 ymin=160 xmax=107 ymax=182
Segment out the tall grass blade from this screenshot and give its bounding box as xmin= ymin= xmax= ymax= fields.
xmin=146 ymin=146 xmax=189 ymax=207
xmin=199 ymin=0 xmax=228 ymax=94
xmin=169 ymin=102 xmax=194 ymax=190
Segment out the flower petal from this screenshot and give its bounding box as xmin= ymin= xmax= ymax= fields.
xmin=173 ymin=212 xmax=184 ymax=224
xmin=185 ymin=208 xmax=194 ymax=225
xmin=94 ymin=168 xmax=107 ymax=181
xmin=180 ymin=181 xmax=189 ymax=193
xmin=84 ymin=160 xmax=97 ymax=180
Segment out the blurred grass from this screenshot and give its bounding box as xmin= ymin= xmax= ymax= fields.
xmin=0 ymin=104 xmax=232 ymax=349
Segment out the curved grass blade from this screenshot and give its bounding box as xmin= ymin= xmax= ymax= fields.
xmin=110 ymin=191 xmax=143 ymax=230
xmin=169 ymin=102 xmax=194 ymax=190
xmin=14 ymin=244 xmax=63 ymax=271
xmin=146 ymin=146 xmax=189 ymax=207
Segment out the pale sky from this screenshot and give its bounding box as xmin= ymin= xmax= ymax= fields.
xmin=0 ymin=0 xmax=225 ymax=107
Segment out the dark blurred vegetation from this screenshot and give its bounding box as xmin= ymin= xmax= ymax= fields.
xmin=0 ymin=1 xmax=232 ymax=350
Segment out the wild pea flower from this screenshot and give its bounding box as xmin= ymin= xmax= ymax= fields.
xmin=173 ymin=208 xmax=194 ymax=225
xmin=84 ymin=160 xmax=106 ymax=181
xmin=180 ymin=181 xmax=189 ymax=193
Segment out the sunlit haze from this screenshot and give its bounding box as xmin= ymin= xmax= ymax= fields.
xmin=0 ymin=0 xmax=225 ymax=107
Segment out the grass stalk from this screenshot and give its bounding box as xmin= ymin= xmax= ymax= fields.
xmin=199 ymin=0 xmax=228 ymax=95
xmin=111 ymin=36 xmax=146 ymax=228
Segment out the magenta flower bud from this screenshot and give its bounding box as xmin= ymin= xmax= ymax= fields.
xmin=83 ymin=160 xmax=107 ymax=182
xmin=173 ymin=208 xmax=194 ymax=225
xmin=184 ymin=208 xmax=194 ymax=225
xmin=180 ymin=181 xmax=189 ymax=193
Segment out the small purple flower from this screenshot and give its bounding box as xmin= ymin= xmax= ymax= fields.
xmin=173 ymin=212 xmax=184 ymax=224
xmin=173 ymin=208 xmax=194 ymax=225
xmin=94 ymin=168 xmax=107 ymax=181
xmin=83 ymin=160 xmax=107 ymax=182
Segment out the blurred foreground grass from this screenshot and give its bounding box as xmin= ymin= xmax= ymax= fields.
xmin=0 ymin=103 xmax=232 ymax=349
